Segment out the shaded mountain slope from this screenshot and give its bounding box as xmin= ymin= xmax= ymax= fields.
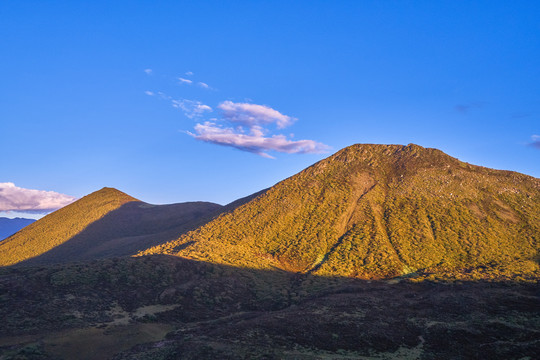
xmin=0 ymin=188 xmax=222 ymax=266
xmin=141 ymin=144 xmax=540 ymax=279
xmin=0 ymin=217 xmax=35 ymax=241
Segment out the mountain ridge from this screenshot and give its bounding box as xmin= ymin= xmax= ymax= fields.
xmin=0 ymin=187 xmax=225 ymax=266
xmin=0 ymin=187 xmax=137 ymax=266
xmin=140 ymin=143 xmax=540 ymax=280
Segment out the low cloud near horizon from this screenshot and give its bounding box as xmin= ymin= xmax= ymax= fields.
xmin=0 ymin=183 xmax=76 ymax=212
xmin=189 ymin=101 xmax=329 ymax=158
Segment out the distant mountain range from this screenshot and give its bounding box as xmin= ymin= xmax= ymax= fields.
xmin=0 ymin=217 xmax=35 ymax=241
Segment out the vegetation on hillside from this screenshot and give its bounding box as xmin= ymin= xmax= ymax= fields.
xmin=0 ymin=188 xmax=137 ymax=267
xmin=140 ymin=144 xmax=540 ymax=280
xmin=0 ymin=188 xmax=225 ymax=267
xmin=0 ymin=256 xmax=538 ymax=359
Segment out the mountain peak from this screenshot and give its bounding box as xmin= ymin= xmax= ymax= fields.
xmin=89 ymin=187 xmax=139 ymax=201
xmin=327 ymin=143 xmax=455 ymax=167
xmin=141 ymin=144 xmax=539 ymax=280
xmin=0 ymin=187 xmax=139 ymax=266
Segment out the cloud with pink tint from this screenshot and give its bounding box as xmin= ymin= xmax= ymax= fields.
xmin=188 ymin=122 xmax=329 ymax=158
xmin=218 ymin=101 xmax=296 ymax=129
xmin=172 ymin=99 xmax=212 ymax=119
xmin=0 ymin=183 xmax=76 ymax=212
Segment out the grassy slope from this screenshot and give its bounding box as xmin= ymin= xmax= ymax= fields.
xmin=18 ymin=201 xmax=223 ymax=266
xmin=0 ymin=188 xmax=226 ymax=267
xmin=0 ymin=188 xmax=137 ymax=266
xmin=140 ymin=144 xmax=540 ymax=280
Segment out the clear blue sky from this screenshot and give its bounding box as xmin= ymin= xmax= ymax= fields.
xmin=1 ymin=1 xmax=539 ymax=209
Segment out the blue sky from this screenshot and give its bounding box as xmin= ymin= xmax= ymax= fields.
xmin=1 ymin=1 xmax=539 ymax=216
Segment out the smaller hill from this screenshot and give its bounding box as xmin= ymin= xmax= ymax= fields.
xmin=0 ymin=188 xmax=223 ymax=266
xmin=0 ymin=217 xmax=35 ymax=241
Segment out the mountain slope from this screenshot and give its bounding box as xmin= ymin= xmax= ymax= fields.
xmin=0 ymin=187 xmax=223 ymax=266
xmin=141 ymin=144 xmax=540 ymax=279
xmin=0 ymin=188 xmax=136 ymax=266
xmin=0 ymin=217 xmax=35 ymax=241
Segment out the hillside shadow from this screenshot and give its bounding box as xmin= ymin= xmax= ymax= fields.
xmin=12 ymin=189 xmax=269 ymax=268
xmin=1 ymin=255 xmax=538 ymax=359
xmin=15 ymin=201 xmax=224 ymax=266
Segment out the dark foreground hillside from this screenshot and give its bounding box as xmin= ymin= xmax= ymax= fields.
xmin=0 ymin=256 xmax=538 ymax=359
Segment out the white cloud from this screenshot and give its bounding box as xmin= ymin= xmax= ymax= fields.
xmin=144 ymin=91 xmax=155 ymax=96
xmin=144 ymin=69 xmax=152 ymax=75
xmin=185 ymin=71 xmax=194 ymax=76
xmin=0 ymin=183 xmax=76 ymax=212
xmin=188 ymin=122 xmax=329 ymax=159
xmin=178 ymin=77 xmax=193 ymax=85
xmin=198 ymin=82 xmax=210 ymax=89
xmin=217 ymin=101 xmax=296 ymax=129
xmin=172 ymin=99 xmax=212 ymax=119
xmin=157 ymin=92 xmax=171 ymax=100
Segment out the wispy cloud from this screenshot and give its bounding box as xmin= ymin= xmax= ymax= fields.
xmin=0 ymin=183 xmax=76 ymax=212
xmin=178 ymin=77 xmax=193 ymax=85
xmin=144 ymin=69 xmax=152 ymax=75
xmin=529 ymin=135 xmax=540 ymax=149
xmin=511 ymin=112 xmax=531 ymax=119
xmin=455 ymin=101 xmax=486 ymax=114
xmin=157 ymin=91 xmax=171 ymax=100
xmin=144 ymin=71 xmax=327 ymax=158
xmin=188 ymin=122 xmax=329 ymax=159
xmin=218 ymin=101 xmax=295 ymax=129
xmin=172 ymin=99 xmax=212 ymax=119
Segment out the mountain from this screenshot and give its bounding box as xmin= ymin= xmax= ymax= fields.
xmin=0 ymin=144 xmax=538 ymax=359
xmin=0 ymin=187 xmax=222 ymax=266
xmin=0 ymin=217 xmax=35 ymax=241
xmin=141 ymin=144 xmax=540 ymax=280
